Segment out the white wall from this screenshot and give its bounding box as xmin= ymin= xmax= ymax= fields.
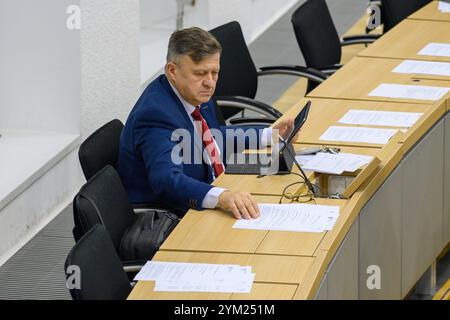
xmin=208 ymin=0 xmax=299 ymax=42
xmin=139 ymin=0 xmax=301 ymax=84
xmin=80 ymin=0 xmax=141 ymax=139
xmin=0 ymin=0 xmax=81 ymax=134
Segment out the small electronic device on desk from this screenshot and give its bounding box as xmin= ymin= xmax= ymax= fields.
xmin=225 ymin=101 xmax=311 ymax=175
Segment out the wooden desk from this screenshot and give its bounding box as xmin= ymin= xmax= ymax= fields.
xmin=130 ymin=14 xmax=450 ymax=301
xmin=212 ymin=171 xmax=307 ymax=196
xmin=159 ymin=196 xmax=270 ymax=254
xmin=307 ymin=57 xmax=450 ymax=104
xmin=129 ymin=278 xmax=298 ymax=300
xmin=128 ymin=250 xmax=313 ymax=300
xmin=160 ymin=195 xmax=345 ymax=257
xmin=409 ymin=1 xmax=450 ymax=22
xmin=358 ymin=19 xmax=450 ymax=62
xmin=277 ymin=97 xmax=442 ymax=148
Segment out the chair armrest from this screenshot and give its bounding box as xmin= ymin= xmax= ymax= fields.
xmin=214 ymin=96 xmax=282 ymax=119
xmin=131 ymin=203 xmax=176 ymax=215
xmin=316 ymin=64 xmax=343 ymax=75
xmin=258 ymin=65 xmax=328 ymax=84
xmin=229 ymin=117 xmax=276 ymax=126
xmin=122 ymin=260 xmax=145 ymax=273
xmin=341 ymin=34 xmax=380 ymax=46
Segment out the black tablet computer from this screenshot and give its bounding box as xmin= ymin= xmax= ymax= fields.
xmin=284 ymin=100 xmax=311 ymax=145
xmin=225 ymin=100 xmax=311 ymax=175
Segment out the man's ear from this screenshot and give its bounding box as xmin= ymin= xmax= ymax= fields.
xmin=166 ymin=62 xmax=176 ymax=82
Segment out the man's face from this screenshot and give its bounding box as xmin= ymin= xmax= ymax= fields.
xmin=166 ymin=52 xmax=220 ymax=106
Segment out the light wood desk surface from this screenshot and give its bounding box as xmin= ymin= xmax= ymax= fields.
xmin=128 ymin=250 xmax=312 ymax=300
xmin=277 ymin=97 xmax=442 ymax=149
xmin=358 ymin=19 xmax=450 ymax=63
xmin=307 ymin=57 xmax=450 ymax=104
xmin=129 ymin=279 xmax=298 ymax=300
xmin=409 ymin=1 xmax=450 ymax=23
xmin=211 ymin=171 xmax=308 ymax=196
xmin=160 ymin=195 xmax=346 ymax=257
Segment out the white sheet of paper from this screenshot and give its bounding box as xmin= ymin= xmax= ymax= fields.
xmin=393 ymin=60 xmax=450 ymax=77
xmin=134 ymin=261 xmax=245 ymax=282
xmin=368 ymin=83 xmax=449 ymax=101
xmin=319 ymin=126 xmax=397 ymax=144
xmin=338 ymin=109 xmax=423 ymax=128
xmin=233 ymin=203 xmax=340 ymax=233
xmin=418 ymin=43 xmax=450 ymax=57
xmin=302 ymin=152 xmax=374 ymax=175
xmin=134 ymin=261 xmax=255 ymax=293
xmin=438 ymin=1 xmax=450 ymax=12
xmin=153 ymin=274 xmax=255 ymax=293
xmin=295 ymin=155 xmax=315 ymax=166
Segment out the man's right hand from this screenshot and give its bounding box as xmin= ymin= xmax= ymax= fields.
xmin=218 ymin=191 xmax=260 ymax=220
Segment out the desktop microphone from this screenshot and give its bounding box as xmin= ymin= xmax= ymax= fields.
xmin=278 ymin=135 xmax=317 ymax=196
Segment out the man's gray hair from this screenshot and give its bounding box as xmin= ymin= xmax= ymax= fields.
xmin=166 ymin=27 xmax=222 ymax=63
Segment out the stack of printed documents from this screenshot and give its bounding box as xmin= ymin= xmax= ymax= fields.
xmin=134 ymin=261 xmax=255 ymax=293
xmin=233 ymin=203 xmax=339 ymax=233
xmin=301 ymin=152 xmax=374 ymax=175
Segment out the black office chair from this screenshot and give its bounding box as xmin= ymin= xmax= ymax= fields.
xmin=210 ymin=21 xmax=327 ymax=124
xmin=65 ymin=224 xmax=133 ymax=300
xmin=79 ymin=119 xmax=124 ymax=181
xmin=72 ymin=165 xmax=179 ymax=262
xmin=380 ymin=0 xmax=431 ymax=33
xmin=291 ymin=0 xmax=379 ymax=93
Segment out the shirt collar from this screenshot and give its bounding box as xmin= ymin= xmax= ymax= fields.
xmin=168 ymin=80 xmax=197 ymax=116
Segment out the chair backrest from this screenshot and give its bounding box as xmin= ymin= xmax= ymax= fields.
xmin=73 ymin=165 xmax=135 ymax=250
xmin=381 ymin=0 xmax=431 ymax=32
xmin=210 ymin=21 xmax=259 ymax=100
xmin=291 ymin=0 xmax=342 ymax=69
xmin=65 ymin=224 xmax=132 ymax=300
xmin=79 ymin=119 xmax=124 ymax=181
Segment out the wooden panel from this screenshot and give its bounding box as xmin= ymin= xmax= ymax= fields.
xmin=293 ymin=250 xmax=331 ymax=300
xmin=255 ymin=198 xmax=347 ymax=257
xmin=409 ymin=1 xmax=450 ymax=23
xmin=308 ymin=57 xmax=450 ymax=104
xmin=358 ymin=19 xmax=450 ymax=62
xmin=230 ymin=283 xmax=297 ymax=300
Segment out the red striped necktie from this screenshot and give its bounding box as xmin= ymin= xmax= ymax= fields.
xmin=191 ymin=107 xmax=224 ymax=178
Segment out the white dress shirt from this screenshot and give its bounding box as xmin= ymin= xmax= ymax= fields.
xmin=169 ymin=82 xmax=272 ymax=208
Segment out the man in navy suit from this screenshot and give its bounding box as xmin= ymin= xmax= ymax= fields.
xmin=118 ymin=27 xmax=296 ymax=219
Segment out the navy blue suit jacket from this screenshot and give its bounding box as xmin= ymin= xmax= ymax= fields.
xmin=118 ymin=75 xmax=263 ymax=215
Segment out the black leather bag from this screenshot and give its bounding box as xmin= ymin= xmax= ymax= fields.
xmin=119 ymin=210 xmax=180 ymax=261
